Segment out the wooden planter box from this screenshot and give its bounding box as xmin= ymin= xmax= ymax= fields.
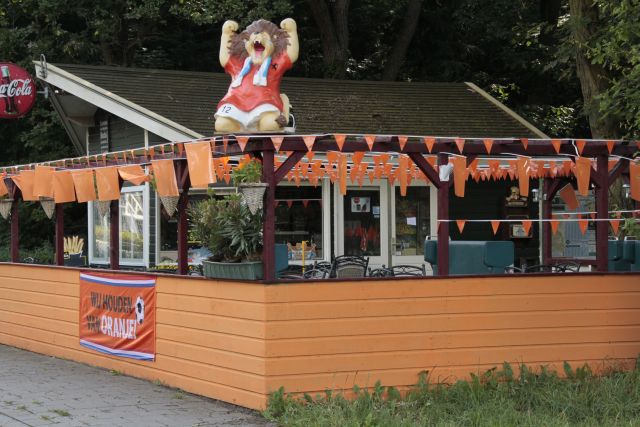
xmin=202 ymin=260 xmax=263 ymax=280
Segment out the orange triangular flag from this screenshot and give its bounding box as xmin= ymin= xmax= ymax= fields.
xmin=550 ymin=220 xmax=560 ymax=235
xmin=452 ymin=156 xmax=467 ymax=197
xmin=303 ymin=135 xmax=316 ymax=151
xmin=222 ymin=135 xmax=228 ymax=153
xmin=630 ymin=162 xmax=640 ymax=201
xmin=521 ymin=138 xmax=529 ymax=150
xmin=574 ymin=157 xmax=591 ymax=196
xmin=306 ymin=151 xmax=315 ymax=162
xmin=516 ymin=157 xmax=530 ymax=196
xmin=558 ymin=184 xmax=580 ymax=211
xmin=398 ymin=136 xmax=408 ymax=151
xmin=334 ymin=134 xmax=346 ymax=151
xmin=483 ymin=138 xmax=493 ymax=154
xmin=607 ymin=140 xmax=615 ymax=154
xmin=522 ymin=220 xmax=532 ymax=236
xmin=236 ymin=136 xmax=249 ymax=152
xmin=491 ymin=220 xmax=501 ymax=235
xmin=456 ymin=220 xmax=466 ymax=234
xmin=610 ymin=219 xmax=621 ymax=235
xmin=271 ymin=136 xmax=284 ymax=152
xmin=398 ymin=155 xmax=409 ymax=197
xmin=576 ymin=139 xmax=586 ymax=155
xmin=380 ymin=153 xmax=390 ymax=166
xmin=352 ymin=151 xmax=365 ymax=166
xmin=338 ymin=153 xmax=348 ymax=195
xmin=551 ymin=139 xmax=562 ymax=154
xmin=578 ymin=217 xmax=588 ymax=235
xmin=364 ymin=135 xmax=376 ymax=151
xmin=455 ymin=138 xmax=465 ymax=153
xmin=424 ymin=137 xmax=435 ymax=153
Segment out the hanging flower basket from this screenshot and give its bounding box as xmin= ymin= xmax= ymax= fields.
xmin=96 ymin=200 xmax=111 ymax=218
xmin=239 ymin=183 xmax=267 ymax=215
xmin=0 ymin=199 xmax=13 ymax=220
xmin=39 ymin=197 xmax=56 ymax=219
xmin=160 ymin=195 xmax=179 ymax=218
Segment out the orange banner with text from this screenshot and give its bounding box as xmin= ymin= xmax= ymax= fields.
xmin=79 ymin=272 xmax=156 ymax=361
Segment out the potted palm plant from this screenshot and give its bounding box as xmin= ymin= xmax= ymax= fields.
xmin=190 ymin=192 xmax=263 ymax=280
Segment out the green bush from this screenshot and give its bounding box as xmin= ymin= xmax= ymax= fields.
xmin=0 ymin=241 xmax=55 ymax=264
xmin=264 ymin=360 xmax=640 ymax=426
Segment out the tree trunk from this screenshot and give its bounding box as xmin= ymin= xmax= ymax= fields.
xmin=307 ymin=0 xmax=350 ymax=78
xmin=382 ymin=0 xmax=422 ymax=81
xmin=569 ymin=0 xmax=619 ymax=138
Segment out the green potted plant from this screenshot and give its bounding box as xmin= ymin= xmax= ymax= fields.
xmin=233 ymin=158 xmax=266 ymax=214
xmin=190 ymin=192 xmax=264 ymax=280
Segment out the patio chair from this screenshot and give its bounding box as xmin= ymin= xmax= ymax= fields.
xmin=303 ymin=268 xmax=329 ymax=279
xmin=330 ymin=255 xmax=369 ymax=278
xmin=553 ymin=261 xmax=581 ymax=272
xmin=523 ymin=264 xmax=556 ymax=273
xmin=387 ymin=264 xmax=426 ymax=277
xmin=368 ymin=267 xmax=392 ymax=277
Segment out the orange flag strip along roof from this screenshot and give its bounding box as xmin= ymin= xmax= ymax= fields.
xmin=33 ymin=166 xmax=55 ymax=199
xmin=491 ymin=220 xmax=501 ymax=235
xmin=333 ymin=134 xmax=346 ymax=151
xmin=71 ymin=169 xmax=97 ymax=203
xmin=95 ymin=167 xmax=120 ymax=201
xmin=11 ymin=170 xmax=37 ymax=201
xmin=456 ymin=220 xmax=466 ymax=233
xmin=0 ymin=177 xmax=8 ymax=197
xmin=610 ymin=219 xmax=621 ymax=234
xmin=185 ymin=141 xmax=214 ymax=189
xmin=52 ymin=171 xmax=76 ymax=203
xmin=550 ymin=220 xmax=560 ymax=234
xmin=118 ymin=165 xmax=150 ymax=186
xmin=151 ymin=159 xmax=179 ymax=197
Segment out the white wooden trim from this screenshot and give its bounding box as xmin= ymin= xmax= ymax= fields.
xmin=34 ymin=62 xmax=203 ymax=142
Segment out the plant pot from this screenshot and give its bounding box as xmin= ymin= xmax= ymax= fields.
xmin=64 ymin=253 xmax=85 ymax=267
xmin=0 ymin=199 xmax=13 ymax=220
xmin=39 ymin=197 xmax=56 ymax=219
xmin=159 ymin=195 xmax=179 ymax=217
xmin=202 ymin=260 xmax=263 ymax=280
xmin=239 ymin=183 xmax=267 ymax=215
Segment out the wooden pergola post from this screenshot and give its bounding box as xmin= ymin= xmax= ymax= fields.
xmin=594 ymin=155 xmax=609 ymax=272
xmin=437 ymin=153 xmax=450 ymax=276
xmin=261 ymin=148 xmax=276 ymax=282
xmin=175 ymin=159 xmax=191 ymax=276
xmin=9 ymin=182 xmax=20 ymax=263
xmin=55 ymin=204 xmax=65 ymax=266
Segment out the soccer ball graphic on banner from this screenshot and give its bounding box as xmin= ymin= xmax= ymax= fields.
xmin=135 ymin=296 xmax=145 ymax=324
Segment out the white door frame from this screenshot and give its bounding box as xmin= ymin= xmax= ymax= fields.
xmin=334 ymin=180 xmax=389 ymax=269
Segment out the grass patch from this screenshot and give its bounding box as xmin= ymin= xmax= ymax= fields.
xmin=51 ymin=409 xmax=71 ymax=417
xmin=264 ymin=361 xmax=640 ymax=426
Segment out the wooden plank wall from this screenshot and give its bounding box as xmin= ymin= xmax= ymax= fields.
xmin=0 ymin=264 xmax=639 ymax=410
xmin=262 ymin=274 xmax=640 ymax=396
xmin=0 ymin=265 xmax=269 ymax=409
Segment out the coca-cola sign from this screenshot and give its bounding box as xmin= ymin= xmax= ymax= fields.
xmin=0 ymin=63 xmax=36 ymax=119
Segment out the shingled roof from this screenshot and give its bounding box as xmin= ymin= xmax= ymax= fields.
xmin=53 ymin=64 xmax=543 ymax=138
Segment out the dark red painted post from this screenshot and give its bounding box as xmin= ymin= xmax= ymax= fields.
xmin=542 ymin=179 xmax=552 ymax=264
xmin=10 ymin=199 xmax=19 ymax=263
xmin=55 ymin=204 xmax=65 ymax=266
xmin=437 ymin=153 xmax=450 ymax=276
xmin=175 ymin=160 xmax=190 ymax=276
xmin=109 ymin=199 xmax=119 ymax=270
xmin=262 ymin=147 xmax=276 ymax=282
xmin=595 ymin=155 xmax=609 ymax=272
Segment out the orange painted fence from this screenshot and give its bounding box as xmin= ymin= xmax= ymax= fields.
xmin=0 ymin=263 xmax=639 ymax=410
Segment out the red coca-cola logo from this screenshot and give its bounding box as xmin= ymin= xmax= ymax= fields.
xmin=0 ymin=63 xmax=36 ymax=119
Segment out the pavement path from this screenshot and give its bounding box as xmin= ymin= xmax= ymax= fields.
xmin=0 ymin=345 xmax=273 ymax=427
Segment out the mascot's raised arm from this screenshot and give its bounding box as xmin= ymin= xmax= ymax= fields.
xmin=215 ymin=18 xmax=299 ymax=133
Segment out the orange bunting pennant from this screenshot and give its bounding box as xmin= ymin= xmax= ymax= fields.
xmin=483 ymin=138 xmax=494 ymax=154
xmin=562 ymin=160 xmax=572 ymax=176
xmin=424 ymin=137 xmax=435 ymax=153
xmin=271 ymin=136 xmax=284 ymax=152
xmin=398 ymin=136 xmax=408 ymax=151
xmin=610 ymin=219 xmax=621 ymax=235
xmin=302 ymin=135 xmax=316 ymax=151
xmin=398 ymin=155 xmax=409 ymax=197
xmin=456 ymin=220 xmax=466 ymax=234
xmin=52 ymin=171 xmax=76 ymax=204
xmin=118 ymin=165 xmax=150 ymax=186
xmin=516 ymin=157 xmax=530 ymax=197
xmin=576 ymin=139 xmax=586 ymax=155
xmin=550 ymin=220 xmax=560 ymax=235
xmin=236 ymin=136 xmax=249 ymax=152
xmin=491 ymin=220 xmax=501 ymax=235
xmin=222 ymin=135 xmax=228 ymax=153
xmin=0 ymin=176 xmax=7 ymax=198
xmin=574 ymin=157 xmax=591 ymax=196
xmin=578 ymin=217 xmax=588 ymax=235
xmin=521 ymin=220 xmax=532 ymax=236
xmin=607 ymin=140 xmax=615 ymax=154
xmin=630 ymin=162 xmax=640 ymax=201
xmin=33 ymin=166 xmax=55 ymax=199
xmin=151 ymin=159 xmax=179 ymax=197
xmin=551 ymin=139 xmax=562 ymax=154
xmin=455 ymin=138 xmax=465 ymax=153
xmin=338 ymin=154 xmax=347 ymax=195
xmin=352 ymin=151 xmax=365 ymax=165
xmin=334 ymin=134 xmax=346 ymax=151
xmin=71 ymin=170 xmax=97 ymax=203
xmin=95 ymin=167 xmax=121 ymax=201
xmin=185 ymin=141 xmax=214 ymax=189
xmin=306 ymin=151 xmax=315 ymax=162
xmin=364 ymin=135 xmax=376 ymax=151
xmin=521 ymin=138 xmax=529 ymax=150
xmin=380 ymin=153 xmax=390 ymax=166
xmin=452 ymin=156 xmax=467 ymax=197
xmin=558 ymin=184 xmax=580 ymax=211
xmin=327 ymin=151 xmax=339 ymax=168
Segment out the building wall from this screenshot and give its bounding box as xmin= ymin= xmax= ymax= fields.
xmin=1 ymin=263 xmax=639 ymax=410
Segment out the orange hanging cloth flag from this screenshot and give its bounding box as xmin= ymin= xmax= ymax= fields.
xmin=455 ymin=138 xmax=465 ymax=153
xmin=185 ymin=141 xmax=214 ymax=189
xmin=338 ymin=153 xmax=348 ymax=195
xmin=558 ymin=184 xmax=579 ymax=211
xmin=521 ymin=138 xmax=529 ymax=150
xmin=52 ymin=171 xmax=76 ymax=203
xmin=578 ymin=216 xmax=589 ymax=235
xmin=575 ymin=139 xmax=586 ymax=155
xmin=236 ymin=136 xmax=249 ymax=152
xmin=11 ymin=170 xmax=37 ymax=201
xmin=424 ymin=137 xmax=435 ymax=153
xmin=456 ymin=220 xmax=466 ymax=234
xmin=118 ymin=165 xmax=150 ymax=186
xmin=516 ymin=157 xmax=530 ymax=197
xmin=398 ymin=155 xmax=409 ymax=196
xmin=303 ymin=135 xmax=316 ymax=151
xmin=33 ymin=166 xmax=55 ymax=199
xmin=0 ymin=176 xmax=8 ymax=198
xmin=71 ymin=169 xmax=97 ymax=203
xmin=398 ymin=136 xmax=408 ymax=151
xmin=550 ymin=219 xmax=560 ymax=235
xmin=483 ymin=138 xmax=494 ymax=154
xmin=334 ymin=134 xmax=346 ymax=151
xmin=491 ymin=220 xmax=501 ymax=235
xmin=607 ymin=140 xmax=615 ymax=154
xmin=452 ymin=156 xmax=467 ymax=197
xmin=610 ymin=219 xmax=621 ymax=235
xmin=352 ymin=151 xmax=365 ymax=166
xmin=95 ymin=167 xmax=121 ymax=201
xmin=574 ymin=157 xmax=591 ymax=196
xmin=551 ymin=139 xmax=562 ymax=154
xmin=364 ymin=135 xmax=376 ymax=151
xmin=630 ymin=162 xmax=640 ymax=201
xmin=271 ymin=136 xmax=284 ymax=152
xmin=151 ymin=160 xmax=179 ymax=197
xmin=521 ymin=220 xmax=532 ymax=236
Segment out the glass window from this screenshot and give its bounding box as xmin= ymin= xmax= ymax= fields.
xmin=343 ymin=189 xmax=381 ymax=256
xmin=394 ymin=187 xmax=430 ymax=256
xmin=275 ymin=186 xmax=324 ymax=261
xmin=92 ymin=203 xmax=110 ymax=262
xmin=120 ymin=190 xmax=145 ymax=262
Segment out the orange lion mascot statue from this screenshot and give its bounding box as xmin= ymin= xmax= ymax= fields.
xmin=215 ymin=18 xmax=299 ymax=133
